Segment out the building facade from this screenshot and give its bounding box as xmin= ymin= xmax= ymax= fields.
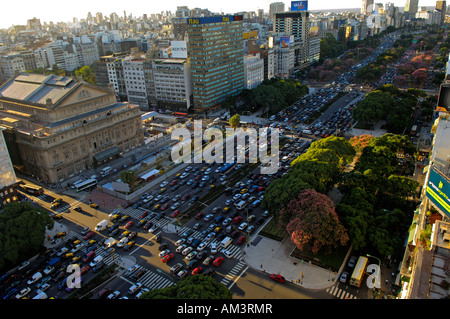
xmin=0 ymin=73 xmax=144 ymax=183
xmin=186 ymin=15 xmax=245 ymax=113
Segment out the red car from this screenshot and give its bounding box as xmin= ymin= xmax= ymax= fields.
xmin=161 ymin=253 xmax=174 ymax=263
xmin=139 ymin=211 xmax=149 ymax=219
xmin=169 ymin=180 xmax=178 ymax=186
xmin=270 ymin=274 xmax=286 ymax=283
xmin=233 ymin=216 xmax=242 ymax=224
xmin=195 ymin=212 xmax=205 ymax=220
xmin=124 ymin=221 xmax=134 ymax=229
xmin=171 ymin=210 xmax=181 ymax=218
xmin=161 ymin=203 xmax=170 ymax=211
xmin=236 ymin=235 xmax=246 ymax=245
xmin=194 ymin=174 xmax=202 ymax=181
xmin=213 ymin=257 xmax=224 ymax=267
xmin=191 ymin=267 xmax=203 ymax=275
xmin=83 ymin=231 xmax=95 ymax=240
xmin=123 ymin=202 xmax=132 ymax=208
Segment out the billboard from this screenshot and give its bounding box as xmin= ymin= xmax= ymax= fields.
xmin=171 ymin=41 xmax=187 ymax=59
xmin=426 ymin=167 xmax=450 ymax=218
xmin=187 ymin=15 xmax=243 ymax=25
xmin=280 ymin=36 xmax=290 ymax=48
xmin=291 ymin=1 xmax=308 ymax=11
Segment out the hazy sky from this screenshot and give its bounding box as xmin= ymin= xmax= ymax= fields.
xmin=0 ymin=0 xmax=439 ymax=29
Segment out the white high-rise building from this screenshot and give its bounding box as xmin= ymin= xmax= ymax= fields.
xmin=244 ymin=54 xmax=264 ymax=90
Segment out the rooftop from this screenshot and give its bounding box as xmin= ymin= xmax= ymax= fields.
xmin=0 ymin=73 xmax=76 ymax=105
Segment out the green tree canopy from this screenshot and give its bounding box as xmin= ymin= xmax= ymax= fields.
xmin=0 ymin=202 xmax=53 ymax=271
xmin=140 ymin=274 xmax=232 ymax=299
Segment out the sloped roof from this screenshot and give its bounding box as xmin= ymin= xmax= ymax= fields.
xmin=0 ymin=73 xmax=77 ymax=105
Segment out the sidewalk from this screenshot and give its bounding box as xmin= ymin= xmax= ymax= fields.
xmin=243 ymin=235 xmax=337 ymax=291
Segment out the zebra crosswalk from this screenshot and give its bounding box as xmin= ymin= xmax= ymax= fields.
xmin=326 ymin=285 xmax=358 ymax=299
xmin=176 ymin=226 xmax=243 ymax=260
xmin=122 ymin=265 xmax=175 ymax=291
xmin=220 ymin=260 xmax=248 ymax=287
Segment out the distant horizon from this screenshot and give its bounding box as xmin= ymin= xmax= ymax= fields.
xmin=0 ymin=0 xmax=440 ymax=30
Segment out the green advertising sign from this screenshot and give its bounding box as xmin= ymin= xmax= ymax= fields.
xmin=426 ymin=167 xmax=450 ymax=218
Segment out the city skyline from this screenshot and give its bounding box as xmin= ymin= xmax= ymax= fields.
xmin=0 ymin=0 xmax=440 ymax=29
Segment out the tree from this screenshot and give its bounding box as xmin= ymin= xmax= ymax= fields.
xmin=120 ymin=170 xmax=137 ymax=188
xmin=278 ymin=189 xmax=349 ymax=254
xmin=229 ymin=114 xmax=240 ymax=129
xmin=140 ymin=274 xmax=232 ymax=299
xmin=0 ymin=202 xmax=53 ymax=271
xmin=75 ymin=66 xmax=96 ymax=84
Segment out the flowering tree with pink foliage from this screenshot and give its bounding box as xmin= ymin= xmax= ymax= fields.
xmin=278 ymin=189 xmax=349 ymax=254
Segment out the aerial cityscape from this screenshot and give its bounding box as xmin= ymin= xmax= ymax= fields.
xmin=0 ymin=0 xmax=449 ymax=307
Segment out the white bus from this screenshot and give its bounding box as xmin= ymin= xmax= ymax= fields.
xmin=75 ymin=179 xmax=98 ymax=192
xmin=100 ymin=166 xmax=112 ymax=177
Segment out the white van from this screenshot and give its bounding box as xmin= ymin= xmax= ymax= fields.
xmin=90 ymin=255 xmax=103 ymax=267
xmin=100 ymin=166 xmax=112 ymax=177
xmin=95 ymin=219 xmax=108 ymax=231
xmin=235 ymin=200 xmax=247 ymax=211
xmin=220 ymin=237 xmax=232 ymax=249
xmin=27 ymin=272 xmax=42 ymax=285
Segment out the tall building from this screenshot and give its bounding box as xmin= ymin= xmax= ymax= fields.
xmin=0 ymin=126 xmax=20 ymax=208
xmin=436 ymin=0 xmax=447 ymax=24
xmin=273 ymin=11 xmax=310 ymax=68
xmin=269 ymin=2 xmax=285 ymax=20
xmin=0 ymin=73 xmax=143 ymax=183
xmin=405 ymin=0 xmax=419 ymax=19
xmin=362 ymin=0 xmax=375 ymax=15
xmin=186 ymin=15 xmax=244 ymax=113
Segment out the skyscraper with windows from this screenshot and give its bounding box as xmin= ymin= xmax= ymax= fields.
xmin=186 ymin=15 xmax=244 ymax=113
xmin=404 ymin=0 xmax=419 ymax=19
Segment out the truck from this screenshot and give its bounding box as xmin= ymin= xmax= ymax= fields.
xmin=220 ymin=236 xmax=232 ymax=249
xmin=95 ymin=219 xmax=108 ymax=231
xmin=104 ymin=237 xmax=116 ymax=248
xmin=47 ymin=257 xmax=61 ymax=268
xmin=32 ymin=292 xmax=48 ymax=299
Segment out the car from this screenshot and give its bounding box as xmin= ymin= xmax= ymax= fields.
xmin=169 ymin=180 xmax=178 ymax=186
xmin=270 ymin=274 xmax=285 ymax=283
xmin=159 ymin=249 xmax=171 ymax=257
xmin=236 ymin=235 xmax=246 ymax=245
xmin=161 ymin=253 xmax=174 ymax=263
xmin=176 ymin=270 xmax=188 ymax=279
xmin=182 ymin=246 xmax=193 ymax=256
xmin=89 ymin=203 xmax=99 ymax=209
xmin=149 ymin=224 xmax=160 ymax=233
xmin=202 ymin=255 xmax=214 ymax=266
xmin=222 ymin=217 xmax=232 ymax=227
xmin=15 ymin=287 xmax=31 ymax=299
xmin=210 ymin=243 xmax=217 ymax=254
xmin=132 ymin=269 xmax=147 ymax=280
xmin=191 ymin=267 xmax=203 ymax=275
xmin=74 ymin=206 xmax=83 ymax=212
xmin=106 ymin=290 xmax=121 ymax=299
xmin=197 ymin=242 xmax=208 ymax=251
xmin=135 ymin=288 xmax=150 ymax=299
xmin=176 ymin=244 xmax=187 ymax=253
xmin=238 ymin=222 xmax=247 ymax=231
xmin=186 ymin=251 xmax=198 ymax=261
xmin=193 ymin=222 xmax=202 ymax=230
xmin=139 ymin=211 xmax=149 ymax=219
xmin=124 ymin=221 xmax=134 ymax=229
xmin=347 ymin=256 xmax=357 ymax=268
xmin=340 ymin=271 xmax=349 ymax=284
xmin=160 ymin=181 xmax=169 ymax=188
xmin=143 ymin=220 xmax=153 ymax=230
xmin=175 ymin=238 xmax=186 ymax=246
xmin=18 ymin=261 xmax=30 ymax=271
xmin=125 ymin=264 xmax=139 ymax=275
xmin=222 ymin=250 xmax=233 ymax=258
xmin=170 ymin=210 xmax=181 ymax=218
xmin=204 ymin=214 xmax=213 ymax=222
xmin=247 ymin=225 xmax=255 ymax=233
xmin=212 ymin=256 xmax=224 ymax=267
xmin=195 ymin=212 xmax=205 ymax=220
xmin=170 ymin=263 xmax=183 ymax=274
